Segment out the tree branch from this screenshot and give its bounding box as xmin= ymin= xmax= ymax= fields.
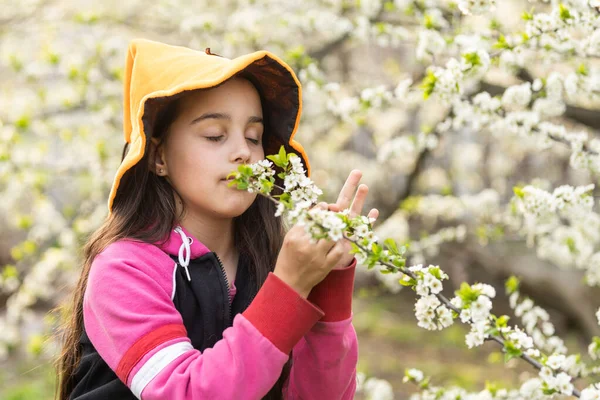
xmin=479 ymin=71 xmax=600 ymax=131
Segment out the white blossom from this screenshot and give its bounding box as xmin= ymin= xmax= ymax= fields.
xmin=458 ymin=0 xmax=496 ymax=15
xmin=502 ymin=82 xmax=532 ymax=108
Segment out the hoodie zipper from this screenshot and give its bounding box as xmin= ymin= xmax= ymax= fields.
xmin=214 ymin=253 xmax=232 ymax=325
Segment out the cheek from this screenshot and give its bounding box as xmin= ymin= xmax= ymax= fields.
xmin=254 ymin=146 xmax=265 ymax=161
xmin=166 ymin=143 xmax=213 ymax=186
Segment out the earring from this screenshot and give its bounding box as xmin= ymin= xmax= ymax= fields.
xmin=158 ymin=168 xmax=164 ymax=174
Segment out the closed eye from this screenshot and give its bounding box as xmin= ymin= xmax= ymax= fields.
xmin=206 ymin=136 xmax=260 ymax=145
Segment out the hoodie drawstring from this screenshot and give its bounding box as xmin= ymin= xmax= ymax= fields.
xmin=174 ymin=226 xmax=192 ymax=281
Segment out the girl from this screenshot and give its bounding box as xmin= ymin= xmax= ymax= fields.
xmin=55 ymin=38 xmax=378 ymax=400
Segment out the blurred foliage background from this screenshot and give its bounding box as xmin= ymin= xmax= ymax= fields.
xmin=1 ymin=0 xmax=600 ymax=398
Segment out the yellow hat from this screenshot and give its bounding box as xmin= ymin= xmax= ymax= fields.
xmin=108 ymin=38 xmax=310 ymax=213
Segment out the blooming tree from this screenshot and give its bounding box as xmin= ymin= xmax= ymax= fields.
xmin=229 ymin=146 xmax=600 ymax=398
xmin=2 ymin=0 xmax=600 ymax=398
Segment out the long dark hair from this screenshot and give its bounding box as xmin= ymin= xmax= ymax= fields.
xmin=54 ymin=78 xmax=292 ymax=400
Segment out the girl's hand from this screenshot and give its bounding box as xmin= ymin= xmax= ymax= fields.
xmin=273 ymin=202 xmax=349 ymax=298
xmin=328 ymin=170 xmax=379 ymax=269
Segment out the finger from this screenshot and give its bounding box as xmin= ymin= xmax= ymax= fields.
xmin=367 ymin=208 xmax=379 ymax=223
xmin=316 ymin=237 xmax=336 ymax=255
xmin=326 ymin=241 xmax=348 ymax=264
xmin=328 ymin=203 xmax=341 ymax=212
xmin=310 ymin=201 xmax=328 ymax=211
xmin=349 ymin=184 xmax=369 ymax=218
xmin=335 ymin=170 xmax=362 ymax=210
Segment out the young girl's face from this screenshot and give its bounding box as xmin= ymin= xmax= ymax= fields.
xmin=156 ymin=77 xmax=265 ymax=220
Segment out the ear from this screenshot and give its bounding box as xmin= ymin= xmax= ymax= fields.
xmin=149 ymin=137 xmax=168 ymax=176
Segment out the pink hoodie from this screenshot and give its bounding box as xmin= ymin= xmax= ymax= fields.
xmin=82 ymin=224 xmax=358 ymax=399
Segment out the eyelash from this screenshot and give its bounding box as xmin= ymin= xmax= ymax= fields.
xmin=206 ymin=136 xmax=260 ymax=145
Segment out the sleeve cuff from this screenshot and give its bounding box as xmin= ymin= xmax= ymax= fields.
xmin=307 ymin=258 xmax=356 ymax=322
xmin=242 ymin=272 xmax=324 ymax=354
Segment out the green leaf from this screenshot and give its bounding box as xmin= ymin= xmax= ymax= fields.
xmin=238 ymin=164 xmax=253 ymax=177
xmin=9 ymin=54 xmax=23 ymax=72
xmin=512 ymin=186 xmax=525 ymax=198
xmin=279 ymin=145 xmax=287 ymax=163
xmin=487 ymin=326 xmax=500 ymax=337
xmin=68 ymin=66 xmax=79 ymax=81
xmin=10 ymin=240 xmax=37 ymax=261
xmin=485 ymin=381 xmax=499 ymax=396
xmin=226 ymin=172 xmax=238 ymax=180
xmin=259 ymin=178 xmax=274 ymax=193
xmin=505 ymin=276 xmax=520 ymax=294
xmin=96 ymin=140 xmax=108 ymax=162
xmin=577 ymin=63 xmax=589 ymax=76
xmin=384 ymin=238 xmax=399 ymax=255
xmin=285 ymin=45 xmax=306 ymax=62
xmin=541 ymin=384 xmax=557 ymax=396
xmin=349 ymin=249 xmax=362 ymax=257
xmin=266 ymin=155 xmax=281 ymax=166
xmin=16 ymin=215 xmax=33 ymax=230
xmin=462 ymin=51 xmax=481 ymax=68
xmin=278 ymin=192 xmax=292 ymax=207
xmin=504 ymin=350 xmax=521 ymax=363
xmin=503 ymin=340 xmax=523 ymax=363
xmin=455 ymin=282 xmax=480 ymax=305
xmin=46 ymin=51 xmax=60 ymax=66
xmin=423 ymin=14 xmax=434 ymax=29
xmin=489 ymin=19 xmax=502 ymax=30
xmin=266 ymin=146 xmax=289 ymax=168
xmin=559 ymin=4 xmax=572 ymax=21
xmin=496 ymin=315 xmax=510 ymax=328
xmin=521 ymin=11 xmax=533 ymax=20
xmin=27 ymin=334 xmax=44 ymax=356
xmin=74 ymin=12 xmax=99 ymax=24
xmin=420 ymin=70 xmax=437 ymax=99
xmin=111 ymin=67 xmax=124 ymax=81
xmin=392 ymin=258 xmax=406 ymax=269
xmin=15 ymin=114 xmax=30 ymax=131
xmin=366 ymin=254 xmax=380 ymax=269
xmin=2 ymin=265 xmax=18 ymax=279
xmin=492 ymin=35 xmax=511 ymax=50
xmin=418 ymin=377 xmax=430 ymax=390
xmin=399 ymin=277 xmax=416 ymax=287
xmin=234 ymin=181 xmax=249 ymax=190
xmin=429 ymin=266 xmax=442 ymax=280
xmin=566 ymin=237 xmax=577 ymax=254
xmin=371 ymin=242 xmax=382 ymax=256
xmin=400 ymin=196 xmax=421 ymax=213
xmin=375 ymin=22 xmax=387 ymax=34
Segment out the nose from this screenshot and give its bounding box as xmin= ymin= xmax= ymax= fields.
xmin=230 ymin=134 xmax=251 ymax=164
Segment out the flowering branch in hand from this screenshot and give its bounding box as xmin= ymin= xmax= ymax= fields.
xmin=229 ymin=146 xmax=591 ymax=398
